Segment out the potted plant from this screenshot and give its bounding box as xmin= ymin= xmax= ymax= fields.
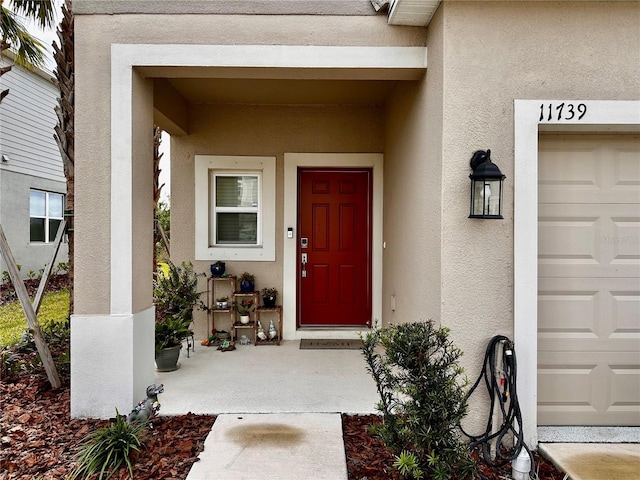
xmin=238 ymin=272 xmax=255 ymax=292
xmin=234 ymin=298 xmax=254 ymax=324
xmin=153 ymin=261 xmax=204 ymax=371
xmin=215 ymin=296 xmax=229 ymax=310
xmin=261 ymin=287 xmax=278 ymax=308
xmin=210 ymin=260 xmax=226 ymax=278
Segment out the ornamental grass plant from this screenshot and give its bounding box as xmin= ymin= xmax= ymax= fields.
xmin=68 ymin=410 xmax=147 ymax=480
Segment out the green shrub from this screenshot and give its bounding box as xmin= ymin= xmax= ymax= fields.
xmin=361 ymin=321 xmax=477 ymax=480
xmin=68 ymin=410 xmax=147 ymax=480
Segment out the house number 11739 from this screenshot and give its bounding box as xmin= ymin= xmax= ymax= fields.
xmin=539 ymin=102 xmax=587 ymax=122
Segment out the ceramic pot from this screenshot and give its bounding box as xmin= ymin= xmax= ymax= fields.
xmin=262 ymin=295 xmax=277 ymax=308
xmin=240 ymin=315 xmax=250 ymax=325
xmin=155 ymin=345 xmax=181 ymax=372
xmin=210 ymin=262 xmax=225 ymax=277
xmin=239 ymin=280 xmax=254 ymax=292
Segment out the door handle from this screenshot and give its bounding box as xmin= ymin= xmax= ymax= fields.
xmin=301 ymin=253 xmax=308 ymax=277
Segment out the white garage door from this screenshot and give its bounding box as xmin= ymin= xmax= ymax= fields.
xmin=537 ymin=133 xmax=640 ymax=426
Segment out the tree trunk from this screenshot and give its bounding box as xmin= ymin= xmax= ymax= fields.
xmin=153 ymin=125 xmax=165 ymax=270
xmin=53 ymin=0 xmax=74 ymax=314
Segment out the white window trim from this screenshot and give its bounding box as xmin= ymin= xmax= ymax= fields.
xmin=210 ymin=170 xmax=262 ymax=246
xmin=195 ymin=155 xmax=275 ymax=261
xmin=514 ymin=99 xmax=640 ymax=448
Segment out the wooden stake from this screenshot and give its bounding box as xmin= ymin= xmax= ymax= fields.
xmin=0 ymin=224 xmax=62 ymax=389
xmin=33 ymin=220 xmax=67 ymax=314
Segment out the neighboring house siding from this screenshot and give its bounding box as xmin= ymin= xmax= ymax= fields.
xmin=0 ymin=57 xmax=64 ymax=182
xmin=0 ymin=56 xmax=68 ymax=277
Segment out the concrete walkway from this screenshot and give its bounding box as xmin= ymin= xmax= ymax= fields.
xmin=155 ymin=340 xmax=377 ymax=480
xmin=539 ymin=443 xmax=640 ymax=480
xmin=186 ymin=413 xmax=347 ymax=480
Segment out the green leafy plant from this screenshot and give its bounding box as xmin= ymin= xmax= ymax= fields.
xmin=68 ymin=409 xmax=147 ymax=480
xmin=361 ymin=321 xmax=477 ymax=480
xmin=234 ymin=298 xmax=254 ymax=315
xmin=260 ymin=287 xmax=278 ymax=297
xmin=153 ymin=261 xmax=204 ymax=350
xmin=393 ymin=450 xmax=424 ymax=480
xmin=238 ymin=272 xmax=255 ymax=283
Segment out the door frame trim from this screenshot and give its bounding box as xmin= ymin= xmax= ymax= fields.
xmin=283 ymin=153 xmax=383 ymax=340
xmin=513 ymin=99 xmax=640 ymax=447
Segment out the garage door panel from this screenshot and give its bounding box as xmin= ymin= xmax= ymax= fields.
xmin=539 ymin=134 xmax=640 ymax=205
xmin=538 ymin=277 xmax=639 ymax=354
xmin=538 ymin=134 xmax=640 ymax=426
xmin=538 ymin=353 xmax=640 ymax=425
xmin=539 ymin=204 xmax=640 ymax=278
xmin=611 ymin=218 xmax=640 ymax=261
xmin=613 ymin=147 xmax=640 ymax=191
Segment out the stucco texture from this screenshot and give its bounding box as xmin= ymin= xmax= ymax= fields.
xmin=72 ymin=1 xmax=639 ymax=426
xmin=436 ymin=1 xmax=640 ymax=433
xmin=73 ymin=12 xmax=425 ymax=315
xmin=172 ymin=103 xmax=385 ymax=339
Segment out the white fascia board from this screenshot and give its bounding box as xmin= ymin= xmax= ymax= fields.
xmin=113 ymin=44 xmax=426 ymax=71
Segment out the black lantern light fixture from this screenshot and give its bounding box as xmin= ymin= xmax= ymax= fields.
xmin=469 ymin=149 xmax=505 ymax=219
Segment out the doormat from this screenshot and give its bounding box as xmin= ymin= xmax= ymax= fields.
xmin=299 ymin=339 xmax=364 ymax=350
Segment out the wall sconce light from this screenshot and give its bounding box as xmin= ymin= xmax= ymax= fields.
xmin=469 ymin=149 xmax=505 ymax=219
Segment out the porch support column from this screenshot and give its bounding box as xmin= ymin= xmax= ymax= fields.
xmin=70 ymin=55 xmax=155 ymax=418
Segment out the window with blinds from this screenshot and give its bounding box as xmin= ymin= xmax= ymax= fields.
xmin=212 ymin=173 xmax=260 ymax=245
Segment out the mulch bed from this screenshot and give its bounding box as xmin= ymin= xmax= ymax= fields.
xmin=1 ymin=277 xmax=565 ymax=479
xmin=0 ymin=374 xmax=566 ymax=479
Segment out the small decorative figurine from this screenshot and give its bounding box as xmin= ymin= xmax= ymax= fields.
xmin=239 ymin=334 xmax=252 ymax=345
xmin=268 ymin=319 xmax=277 ymax=340
xmin=127 ymin=384 xmax=164 ymax=424
xmin=257 ymin=322 xmax=267 ymax=341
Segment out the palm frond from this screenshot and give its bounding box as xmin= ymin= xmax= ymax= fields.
xmin=10 ymin=0 xmax=55 ymax=29
xmin=1 ymin=6 xmax=46 ymax=68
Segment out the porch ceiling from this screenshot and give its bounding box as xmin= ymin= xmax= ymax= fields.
xmin=163 ymin=77 xmax=399 ymax=105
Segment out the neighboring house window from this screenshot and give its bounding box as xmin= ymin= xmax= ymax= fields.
xmin=195 ymin=156 xmax=275 ymax=261
xmin=30 ymin=190 xmax=64 ymax=243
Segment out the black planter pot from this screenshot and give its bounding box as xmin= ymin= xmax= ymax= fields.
xmin=155 ymin=345 xmax=181 ymax=372
xmin=210 ymin=262 xmax=226 ymax=277
xmin=262 ymin=295 xmax=277 ymax=308
xmin=239 ymin=280 xmax=254 ymax=292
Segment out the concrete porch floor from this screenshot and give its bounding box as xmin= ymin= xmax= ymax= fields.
xmin=154 ymin=339 xmax=379 ymax=415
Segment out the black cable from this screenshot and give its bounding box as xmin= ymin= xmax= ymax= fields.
xmin=459 ymin=335 xmax=535 ymax=478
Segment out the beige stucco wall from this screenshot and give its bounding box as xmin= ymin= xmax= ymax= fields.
xmin=383 ymin=6 xmax=444 ymax=327
xmin=73 ymin=12 xmax=425 ymax=315
xmin=435 ymin=1 xmax=640 ymax=433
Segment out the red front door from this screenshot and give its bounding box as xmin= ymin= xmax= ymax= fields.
xmin=297 ymin=168 xmax=372 ymax=327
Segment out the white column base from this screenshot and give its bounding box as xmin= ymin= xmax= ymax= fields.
xmin=71 ymin=307 xmax=155 ymax=418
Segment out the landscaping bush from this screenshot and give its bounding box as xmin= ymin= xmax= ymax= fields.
xmin=361 ymin=321 xmax=477 ymax=480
